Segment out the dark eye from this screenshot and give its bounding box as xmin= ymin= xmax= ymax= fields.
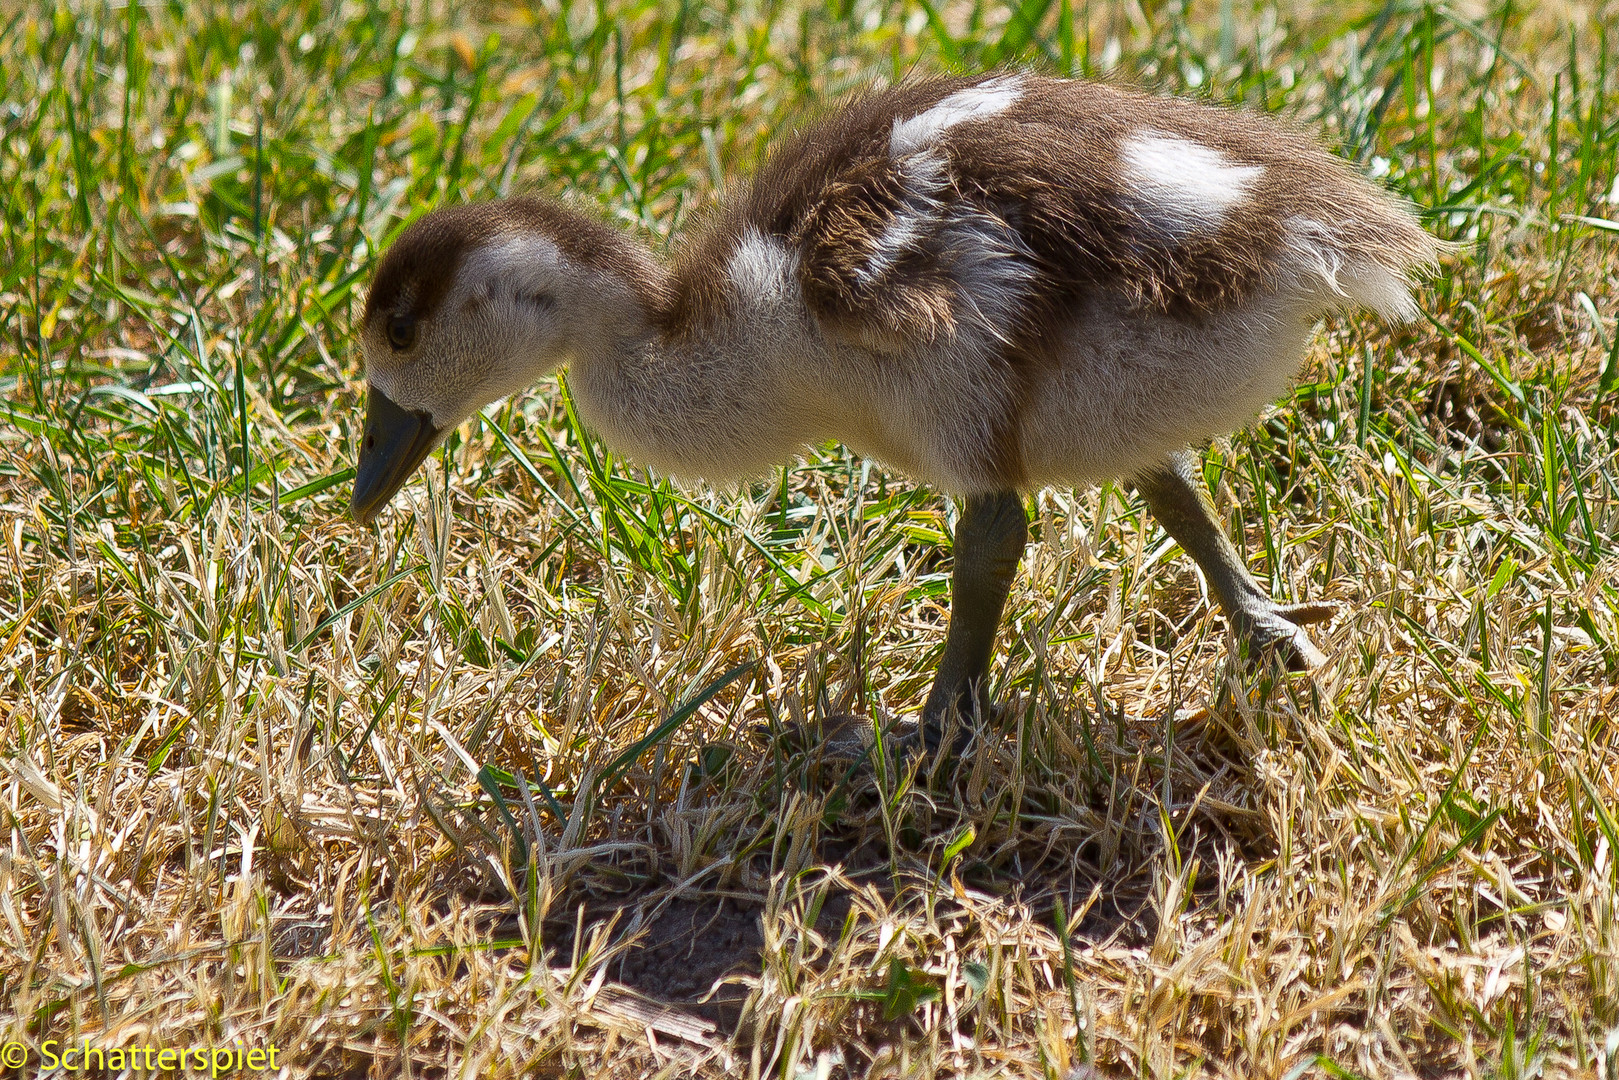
xmin=523 ymin=292 xmax=555 ymax=311
xmin=386 ymin=314 xmax=417 ymax=351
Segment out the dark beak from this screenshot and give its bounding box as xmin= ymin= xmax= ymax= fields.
xmin=351 ymin=386 xmax=442 ymax=524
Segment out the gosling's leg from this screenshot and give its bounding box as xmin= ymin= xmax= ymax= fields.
xmin=920 ymin=491 xmax=1029 ymax=738
xmin=1133 ymin=451 xmax=1335 ymax=669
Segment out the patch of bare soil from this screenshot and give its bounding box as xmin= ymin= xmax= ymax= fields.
xmin=609 ymin=895 xmax=767 ymax=1026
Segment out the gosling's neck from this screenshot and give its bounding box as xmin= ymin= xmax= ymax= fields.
xmin=561 ymin=226 xmax=832 ymax=485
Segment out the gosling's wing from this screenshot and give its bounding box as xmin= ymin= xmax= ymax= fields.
xmin=757 ymin=74 xmax=1048 ymax=351
xmin=944 ymin=77 xmax=1438 ymax=320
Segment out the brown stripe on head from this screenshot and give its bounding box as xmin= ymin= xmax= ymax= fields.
xmin=364 ymin=205 xmax=489 ymax=329
xmin=364 ymin=198 xmax=670 ymax=331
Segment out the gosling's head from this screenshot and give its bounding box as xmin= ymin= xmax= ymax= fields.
xmin=350 ymin=198 xmax=661 ymax=524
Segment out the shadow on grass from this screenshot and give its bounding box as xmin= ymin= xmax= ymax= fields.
xmin=524 ymin=703 xmax=1280 ymax=1040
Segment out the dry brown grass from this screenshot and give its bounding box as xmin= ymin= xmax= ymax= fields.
xmin=2 ymin=0 xmax=1618 ymax=1076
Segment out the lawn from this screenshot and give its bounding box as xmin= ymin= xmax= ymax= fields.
xmin=2 ymin=0 xmax=1617 ymax=1076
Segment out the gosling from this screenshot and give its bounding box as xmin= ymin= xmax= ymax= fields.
xmin=350 ymin=73 xmax=1437 ymax=737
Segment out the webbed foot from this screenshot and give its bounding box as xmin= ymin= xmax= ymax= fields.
xmin=1230 ymin=599 xmax=1338 ymax=671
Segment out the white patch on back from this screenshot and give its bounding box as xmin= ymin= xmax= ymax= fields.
xmin=851 ymin=148 xmax=1035 ymax=346
xmin=727 ymin=227 xmax=798 ymax=305
xmin=890 ymin=76 xmax=1024 ymax=156
xmin=864 ymin=210 xmax=931 ymax=281
xmin=860 ymin=151 xmax=949 ymax=284
xmin=1121 ymin=132 xmax=1263 ymax=237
